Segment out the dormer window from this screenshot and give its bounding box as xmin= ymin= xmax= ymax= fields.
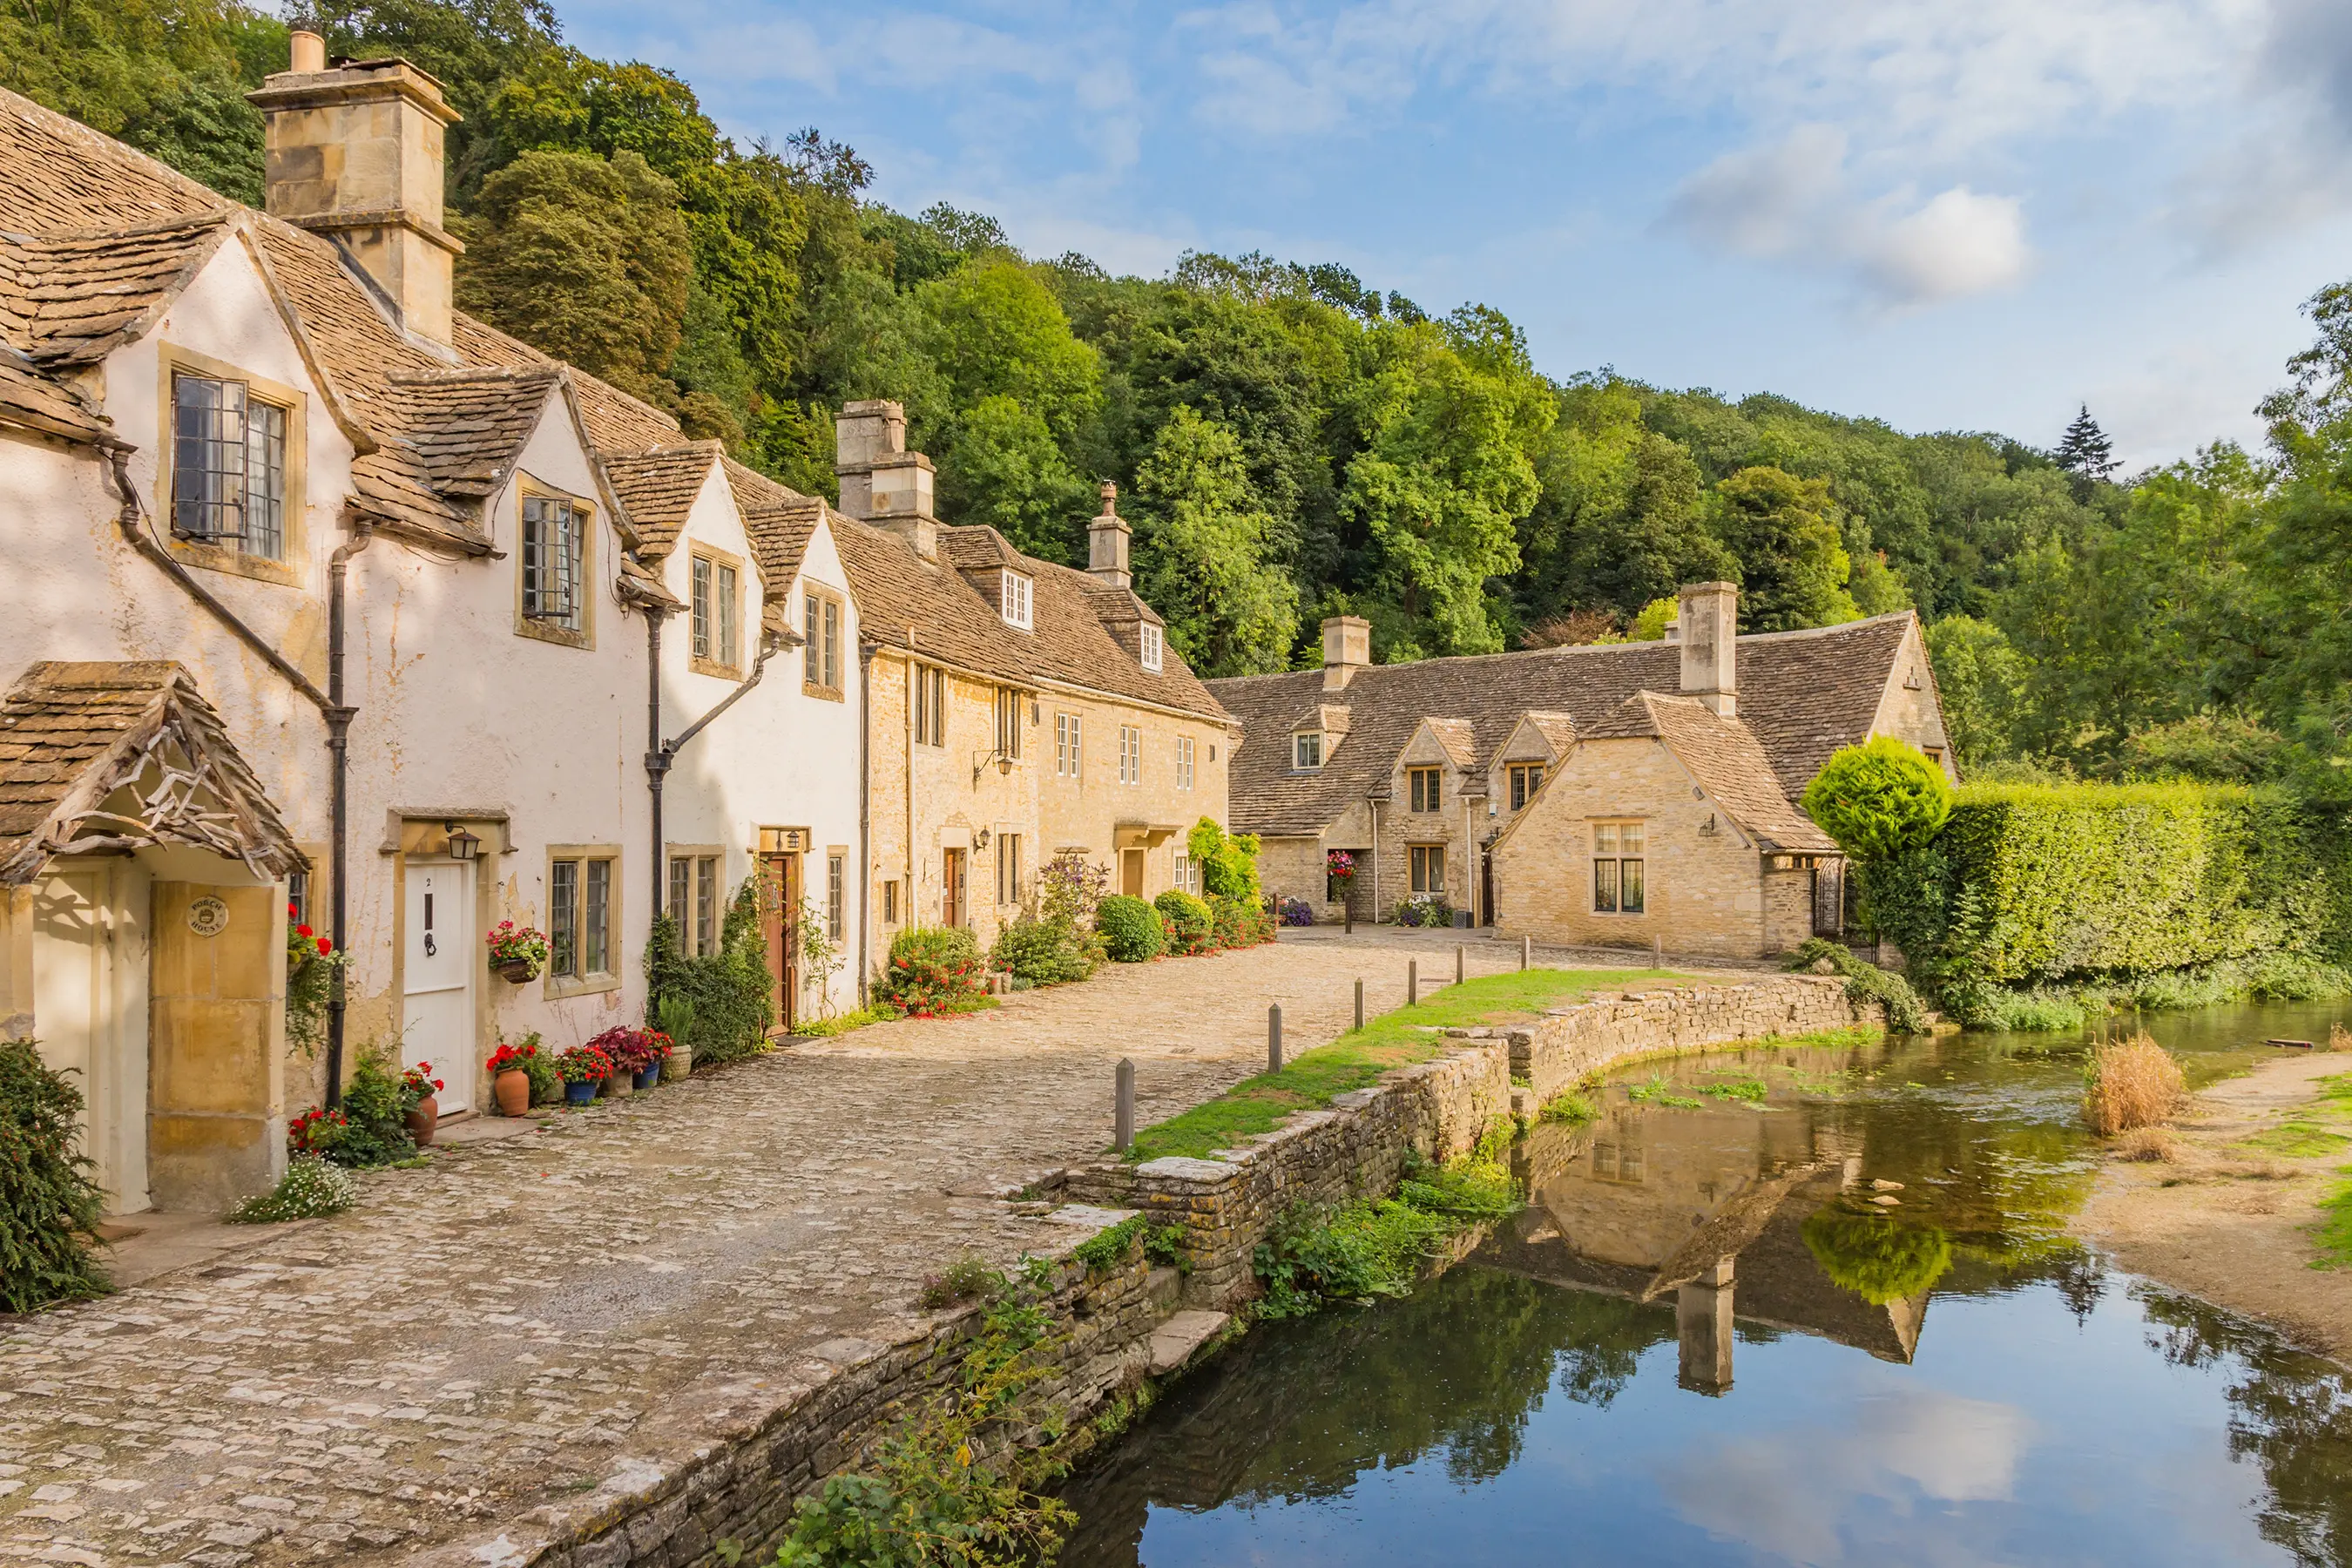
xmin=1294 ymin=732 xmax=1323 ymax=770
xmin=1001 ymin=570 xmax=1033 ymax=631
xmin=1141 ymin=624 xmax=1163 ymax=672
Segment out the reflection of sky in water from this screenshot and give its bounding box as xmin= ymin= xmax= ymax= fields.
xmin=1067 ymin=1002 xmax=2352 ymax=1568
xmin=1115 ymin=1284 xmax=2292 ymax=1567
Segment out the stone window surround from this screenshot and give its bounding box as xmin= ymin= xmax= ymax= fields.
xmin=688 ymin=544 xmax=746 ymax=679
xmin=545 ymin=841 xmax=623 ymax=997
xmin=1293 ymin=731 xmax=1323 ymax=771
xmin=1591 ymin=818 xmax=1647 ymax=917
xmin=513 ymin=476 xmax=596 ymax=652
xmin=154 ymin=341 xmax=309 ymax=590
xmin=1406 ymin=765 xmax=1443 ymax=814
xmin=665 ymin=841 xmax=725 ymax=956
xmin=803 ymin=582 xmax=847 ymax=700
xmin=1409 ymin=841 xmax=1447 ymax=895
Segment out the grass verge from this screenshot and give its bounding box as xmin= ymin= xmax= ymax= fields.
xmin=1125 ymin=967 xmax=1686 ymax=1163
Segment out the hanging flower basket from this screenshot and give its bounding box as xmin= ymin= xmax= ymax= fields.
xmin=486 ymin=920 xmax=549 ymax=983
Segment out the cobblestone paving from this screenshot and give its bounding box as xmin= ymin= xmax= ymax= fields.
xmin=1 ymin=930 xmax=1720 ymax=1568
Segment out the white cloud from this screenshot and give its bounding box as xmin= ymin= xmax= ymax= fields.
xmin=1666 ymin=128 xmax=2029 ymax=309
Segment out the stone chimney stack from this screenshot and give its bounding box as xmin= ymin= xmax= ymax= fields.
xmin=1321 ymin=614 xmax=1371 ymax=693
xmin=1676 ymin=581 xmax=1739 ymax=718
xmin=833 ymin=399 xmax=938 ymax=561
xmin=248 ymin=37 xmax=463 ymax=348
xmin=1087 ymin=483 xmax=1131 ymax=590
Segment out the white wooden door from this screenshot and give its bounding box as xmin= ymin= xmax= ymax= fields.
xmin=402 ymin=862 xmax=475 ymax=1113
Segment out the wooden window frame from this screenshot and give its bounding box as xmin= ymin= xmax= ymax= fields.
xmin=1508 ymin=763 xmax=1545 ymax=812
xmin=995 ymin=832 xmax=1024 ymax=906
xmin=826 ymin=848 xmax=847 ymax=942
xmin=690 ymin=545 xmax=746 ymax=678
xmin=804 ymin=585 xmax=847 ymax=700
xmin=1294 ymin=732 xmax=1322 ymax=771
xmin=155 ymin=343 xmax=308 ymax=588
xmin=1175 ymin=733 xmax=1195 ymax=790
xmin=515 ymin=480 xmax=595 ymax=650
xmin=912 ymin=663 xmax=947 ymax=747
xmin=1408 ymin=767 xmax=1443 ymax=814
xmin=1592 ymin=820 xmax=1647 ymax=916
xmin=1409 ymin=843 xmax=1447 ymax=896
xmin=994 ymin=686 xmax=1025 ymax=761
xmin=1056 ymin=712 xmax=1082 ymax=779
xmin=546 ymin=844 xmax=623 ymax=996
xmin=1119 ymin=724 xmax=1142 ymax=786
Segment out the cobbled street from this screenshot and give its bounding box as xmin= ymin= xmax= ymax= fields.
xmin=1 ymin=929 xmax=1721 ymax=1568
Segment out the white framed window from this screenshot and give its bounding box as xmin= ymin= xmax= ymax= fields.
xmin=522 ymin=495 xmax=585 ymax=631
xmin=692 ymin=553 xmax=741 ymax=671
xmin=1119 ymin=724 xmax=1142 ymax=785
xmin=1294 ymin=732 xmax=1322 ymax=770
xmin=1000 ymin=570 xmax=1033 ymax=630
xmin=1175 ymin=734 xmax=1195 ymax=789
xmin=804 ymin=587 xmax=844 ymax=693
xmin=1140 ymin=624 xmax=1163 ymax=672
xmin=1174 ymin=852 xmax=1197 ymax=895
xmin=1057 ymin=712 xmax=1082 ymax=777
xmin=171 ymin=373 xmax=289 ymax=559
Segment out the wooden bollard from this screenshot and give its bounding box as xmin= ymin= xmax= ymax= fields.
xmin=1653 ymin=934 xmax=1664 ymax=966
xmin=1409 ymin=959 xmax=1419 ymax=1005
xmin=1269 ymin=1004 xmax=1284 ymax=1072
xmin=1114 ymin=1058 xmax=1135 ymax=1152
xmin=1456 ymin=944 xmax=1465 ymax=985
xmin=1355 ymin=978 xmax=1365 ymax=1031
xmin=1521 ymin=934 xmax=1531 ymax=970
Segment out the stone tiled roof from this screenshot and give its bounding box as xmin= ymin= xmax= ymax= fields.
xmin=720 ymin=457 xmax=821 ymax=598
xmin=382 ymin=367 xmax=564 ymax=500
xmin=832 ymin=518 xmax=1229 ymax=722
xmin=0 ymin=344 xmax=108 ymax=440
xmin=1209 ymin=613 xmax=1914 ymax=836
xmin=0 ymin=660 xmax=303 ymax=883
xmin=1492 ymin=711 xmax=1578 ymax=765
xmin=602 ymin=443 xmax=720 ymax=558
xmin=1421 ymin=717 xmax=1478 ymax=770
xmin=0 ymin=213 xmax=231 ymax=365
xmin=1580 ymin=691 xmax=1836 ymax=852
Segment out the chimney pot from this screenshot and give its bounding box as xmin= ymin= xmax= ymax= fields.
xmin=1087 ymin=482 xmax=1132 ymax=590
xmin=289 ymin=30 xmax=327 ymax=73
xmin=1321 ymin=614 xmax=1371 ymax=692
xmin=1675 ymin=581 xmax=1739 ymax=718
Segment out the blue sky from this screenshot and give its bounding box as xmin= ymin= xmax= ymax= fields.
xmin=556 ymin=0 xmax=2352 ymax=467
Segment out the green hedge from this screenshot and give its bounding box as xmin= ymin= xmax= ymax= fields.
xmin=1867 ymin=781 xmax=2352 ymax=990
xmin=1096 ymin=895 xmax=1166 ymax=963
xmin=2 ymin=1038 xmax=109 ymax=1312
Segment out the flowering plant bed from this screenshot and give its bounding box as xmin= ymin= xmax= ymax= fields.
xmin=587 ymin=1026 xmax=671 ymax=1074
xmin=287 ymin=1105 xmax=350 ymax=1154
xmin=1280 ymin=897 xmax=1315 ymax=927
xmin=878 ymin=925 xmax=987 ymax=1017
xmin=485 ymin=920 xmax=551 ymax=980
xmin=553 ymin=1045 xmax=615 ymax=1085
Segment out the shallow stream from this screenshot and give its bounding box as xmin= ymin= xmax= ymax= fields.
xmin=1061 ymin=1000 xmax=2352 ymax=1567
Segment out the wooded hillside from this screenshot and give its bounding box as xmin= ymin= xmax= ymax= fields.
xmin=10 ymin=0 xmax=2347 ymax=798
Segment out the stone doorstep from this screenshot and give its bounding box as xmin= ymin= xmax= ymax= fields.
xmin=1146 ymin=1310 xmax=1231 ymax=1376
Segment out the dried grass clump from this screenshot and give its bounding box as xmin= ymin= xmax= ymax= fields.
xmin=2114 ymin=1125 xmax=2177 ymax=1162
xmin=2083 ymin=1031 xmax=2187 ymax=1136
xmin=2330 ymin=1023 xmax=2350 ymax=1052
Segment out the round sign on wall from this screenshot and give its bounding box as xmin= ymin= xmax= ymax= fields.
xmin=187 ymin=896 xmax=230 ymax=937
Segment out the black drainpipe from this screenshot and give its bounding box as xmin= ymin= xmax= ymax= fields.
xmin=323 ymin=524 xmax=372 ymax=1105
xmin=857 ymin=639 xmax=877 ymax=1009
xmin=645 ymin=607 xmax=669 ymax=947
xmin=105 ymin=444 xmax=357 ymax=1105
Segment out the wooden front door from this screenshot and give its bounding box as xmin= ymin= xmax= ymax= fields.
xmin=1120 ymin=848 xmax=1146 ymax=898
xmin=943 ymin=848 xmax=967 ymax=928
xmin=760 ymin=852 xmax=801 ymax=1031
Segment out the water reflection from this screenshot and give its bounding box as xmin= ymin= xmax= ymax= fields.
xmin=1062 ymin=1004 xmax=2352 ymax=1567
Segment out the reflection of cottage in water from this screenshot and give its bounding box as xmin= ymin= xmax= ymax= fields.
xmin=1482 ymin=1085 xmax=1931 ymax=1394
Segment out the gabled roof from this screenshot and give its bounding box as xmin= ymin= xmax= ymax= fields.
xmin=0 ymin=211 xmax=233 ymax=367
xmin=1489 ymin=711 xmax=1577 ymax=768
xmin=1580 ymin=691 xmax=1836 ymax=853
xmin=831 ymin=518 xmax=1229 ymax=721
xmin=1208 ymin=613 xmax=1915 ymax=837
xmin=602 ymin=443 xmax=722 ymax=557
xmin=1415 ymin=717 xmax=1478 ymax=771
xmin=721 ymin=456 xmax=822 ymax=598
xmin=382 ymin=366 xmax=564 ymax=500
xmin=0 ymin=661 xmax=304 ymax=884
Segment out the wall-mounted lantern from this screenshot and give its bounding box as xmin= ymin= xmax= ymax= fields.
xmin=444 ymin=822 xmax=481 ymax=862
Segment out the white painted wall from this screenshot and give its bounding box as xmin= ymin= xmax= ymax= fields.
xmin=656 ymin=468 xmax=866 ymax=1019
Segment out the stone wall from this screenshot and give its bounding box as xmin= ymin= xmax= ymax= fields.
xmin=1494 ymin=973 xmax=1862 ymax=1102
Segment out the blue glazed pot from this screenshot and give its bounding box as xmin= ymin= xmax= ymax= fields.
xmin=633 ymin=1064 xmax=659 ymax=1091
xmin=564 ymin=1079 xmax=597 ymax=1105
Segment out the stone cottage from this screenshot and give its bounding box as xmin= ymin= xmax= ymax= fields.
xmin=0 ymin=37 xmax=868 ymax=1211
xmin=828 ymin=402 xmax=1239 ymax=956
xmin=1206 ymin=582 xmax=1955 ymax=959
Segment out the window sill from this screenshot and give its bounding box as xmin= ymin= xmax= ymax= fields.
xmin=545 ymin=971 xmax=621 ymax=999
xmin=803 ymin=681 xmax=846 ymax=702
xmin=692 ymin=655 xmax=744 ymax=680
xmin=168 ymin=537 xmax=301 ymax=589
xmin=516 ymin=618 xmax=591 ymax=651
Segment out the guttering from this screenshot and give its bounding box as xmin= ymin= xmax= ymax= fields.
xmin=857 ymin=639 xmax=877 ymax=1010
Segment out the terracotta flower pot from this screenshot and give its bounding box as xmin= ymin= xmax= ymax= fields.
xmin=605 ymin=1071 xmax=632 ymax=1098
xmin=496 ymin=958 xmax=537 ymax=984
xmin=405 ymin=1096 xmax=438 ymax=1146
xmin=493 ymin=1068 xmax=531 ymax=1117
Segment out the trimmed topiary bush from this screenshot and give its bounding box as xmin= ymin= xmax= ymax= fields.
xmin=1801 ymin=736 xmax=1953 ymax=862
xmin=1097 ymin=895 xmax=1166 ymax=962
xmin=880 ymin=925 xmax=987 ymax=1017
xmin=1 ymin=1037 xmax=110 ymax=1312
xmin=990 ymin=914 xmax=1101 ymax=987
xmin=1154 ymin=890 xmax=1213 ymax=954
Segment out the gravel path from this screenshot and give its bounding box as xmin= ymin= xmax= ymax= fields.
xmin=1 ymin=929 xmax=1687 ymax=1568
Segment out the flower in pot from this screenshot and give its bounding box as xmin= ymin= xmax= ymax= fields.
xmin=398 ymin=1063 xmax=445 ymax=1145
xmin=486 ymin=1036 xmax=540 ymax=1117
xmin=589 ymin=1025 xmax=668 ymax=1092
xmin=485 ymin=920 xmax=551 ymax=984
xmin=554 ymin=1044 xmax=614 ymax=1105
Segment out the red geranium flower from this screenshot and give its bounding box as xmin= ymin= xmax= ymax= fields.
xmin=295 ymin=924 xmax=314 ymax=939
xmin=316 ymin=936 xmax=333 ymax=955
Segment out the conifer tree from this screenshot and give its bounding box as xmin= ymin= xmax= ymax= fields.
xmin=2054 ymin=404 xmax=2119 ymax=483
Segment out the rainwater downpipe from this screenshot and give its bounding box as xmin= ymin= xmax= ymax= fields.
xmin=645 ymin=607 xmax=669 ymax=941
xmin=857 ymin=639 xmax=878 ymax=1010
xmin=105 ymin=443 xmax=359 ymax=1103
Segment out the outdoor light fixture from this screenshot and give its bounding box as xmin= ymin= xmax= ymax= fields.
xmin=444 ymin=822 xmax=481 ymax=862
